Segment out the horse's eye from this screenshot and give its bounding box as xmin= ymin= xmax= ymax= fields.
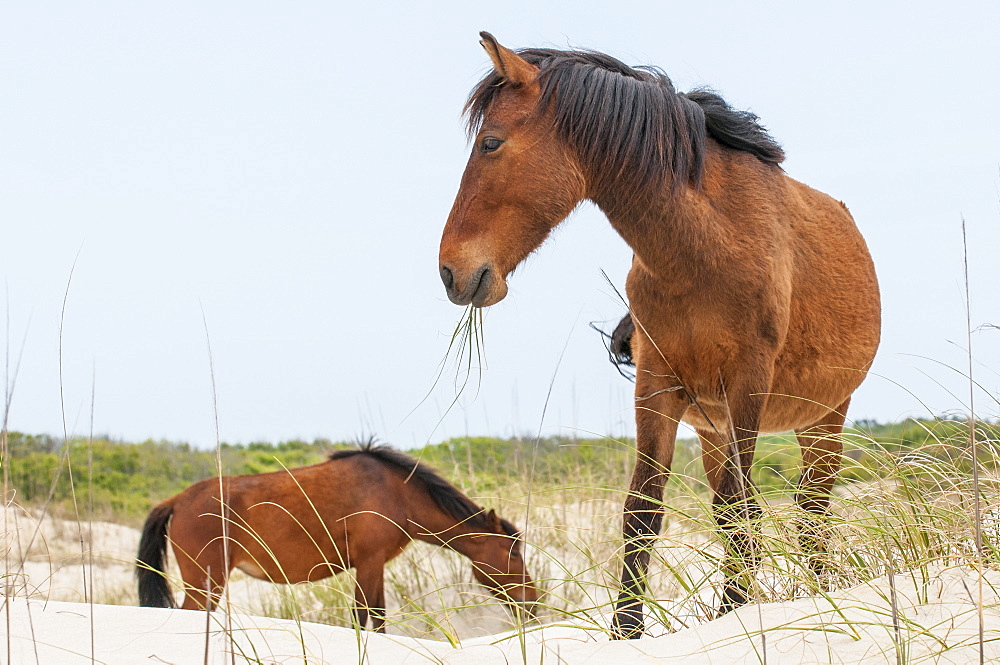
xmin=481 ymin=137 xmax=504 ymax=153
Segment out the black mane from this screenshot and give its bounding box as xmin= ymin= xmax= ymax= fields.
xmin=329 ymin=442 xmax=519 ymax=538
xmin=465 ymin=47 xmax=784 ymax=200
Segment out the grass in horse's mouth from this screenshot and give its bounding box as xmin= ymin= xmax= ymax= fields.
xmin=445 ymin=305 xmax=486 ymax=398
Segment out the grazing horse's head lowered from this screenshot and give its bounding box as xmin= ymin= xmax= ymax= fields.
xmin=463 ymin=508 xmax=537 ymax=609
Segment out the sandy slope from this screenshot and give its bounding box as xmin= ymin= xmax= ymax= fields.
xmin=1 ymin=566 xmax=998 ymax=664
xmin=4 ymin=504 xmax=1000 ymax=663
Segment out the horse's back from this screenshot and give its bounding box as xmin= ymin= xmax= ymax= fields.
xmin=166 ymin=458 xmax=410 ymax=583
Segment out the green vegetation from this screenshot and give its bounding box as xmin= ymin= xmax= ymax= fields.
xmin=2 ymin=417 xmax=996 ymax=525
xmin=416 ymin=417 xmax=999 ymax=497
xmin=0 ymin=433 xmax=345 ymax=523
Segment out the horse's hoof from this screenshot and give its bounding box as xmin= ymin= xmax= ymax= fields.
xmin=715 ymin=586 xmax=750 ymax=619
xmin=611 ymin=623 xmax=644 ymax=640
xmin=611 ymin=610 xmax=644 ymax=639
xmin=716 ymin=585 xmax=749 ymax=617
xmin=715 ymin=601 xmax=736 ymax=618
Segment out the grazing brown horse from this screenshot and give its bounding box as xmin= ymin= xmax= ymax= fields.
xmin=438 ymin=33 xmax=880 ymax=637
xmin=136 ymin=443 xmax=537 ymax=631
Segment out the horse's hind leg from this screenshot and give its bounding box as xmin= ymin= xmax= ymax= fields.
xmin=174 ymin=543 xmax=228 ymax=611
xmin=794 ymin=398 xmax=849 ymax=577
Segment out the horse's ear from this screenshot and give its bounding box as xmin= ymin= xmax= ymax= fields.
xmin=486 ymin=508 xmax=502 ymax=530
xmin=479 ymin=31 xmax=537 ymax=87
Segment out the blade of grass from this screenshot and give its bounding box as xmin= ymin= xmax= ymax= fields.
xmin=961 ymin=215 xmax=985 ymax=665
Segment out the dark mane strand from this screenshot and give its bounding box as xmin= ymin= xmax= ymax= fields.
xmin=329 ymin=442 xmax=519 ymax=539
xmin=465 ymin=47 xmax=783 ymax=203
xmin=681 ymin=89 xmax=785 ymax=165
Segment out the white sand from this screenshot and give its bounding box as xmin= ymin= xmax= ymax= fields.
xmin=4 ymin=504 xmax=1000 ymax=663
xmin=1 ymin=566 xmax=998 ymax=664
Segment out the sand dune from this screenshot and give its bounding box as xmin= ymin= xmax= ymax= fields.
xmin=3 ymin=505 xmax=999 ymax=663
xmin=1 ymin=566 xmax=998 ymax=664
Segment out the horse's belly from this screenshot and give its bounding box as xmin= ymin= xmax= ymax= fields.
xmin=236 ymin=561 xmax=271 ymax=580
xmin=677 ymin=346 xmax=874 ymax=434
xmin=234 ymin=542 xmax=347 ymax=584
xmin=761 ymin=310 xmax=880 ymax=431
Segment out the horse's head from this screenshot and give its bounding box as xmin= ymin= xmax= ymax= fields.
xmin=469 ymin=509 xmax=539 ymax=613
xmin=438 ymin=32 xmax=586 ymax=308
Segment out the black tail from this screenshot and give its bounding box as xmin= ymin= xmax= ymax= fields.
xmin=610 ymin=314 xmax=635 ymax=369
xmin=591 ymin=314 xmax=636 ymax=381
xmin=136 ymin=501 xmax=176 ymax=608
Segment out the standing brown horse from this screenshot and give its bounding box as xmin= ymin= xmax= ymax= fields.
xmin=438 ymin=33 xmax=880 ymax=637
xmin=136 ymin=443 xmax=537 ymax=631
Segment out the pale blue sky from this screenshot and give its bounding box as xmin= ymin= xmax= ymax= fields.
xmin=4 ymin=1 xmax=999 ymax=448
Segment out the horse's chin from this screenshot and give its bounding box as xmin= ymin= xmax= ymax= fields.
xmin=515 ymin=600 xmax=537 ymax=621
xmin=472 ymin=280 xmax=508 ymax=308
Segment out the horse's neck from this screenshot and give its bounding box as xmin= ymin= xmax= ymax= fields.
xmin=592 ymin=146 xmax=767 ymax=288
xmin=407 ymin=500 xmax=483 ymax=556
xmin=595 ymin=188 xmax=718 ymax=290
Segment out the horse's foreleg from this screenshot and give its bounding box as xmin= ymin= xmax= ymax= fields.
xmin=612 ymin=389 xmax=687 ymax=639
xmin=707 ymin=385 xmax=766 ymax=616
xmin=354 ymin=563 xmax=386 ymax=632
xmin=794 ymin=398 xmax=849 ymax=577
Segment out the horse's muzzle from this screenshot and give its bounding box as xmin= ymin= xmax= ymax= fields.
xmin=440 ymin=263 xmax=501 ymax=307
xmin=519 ymin=600 xmax=538 ymax=617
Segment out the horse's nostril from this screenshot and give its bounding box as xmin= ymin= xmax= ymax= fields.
xmin=440 ymin=263 xmax=499 ymax=306
xmin=470 ymin=266 xmax=492 ymax=306
xmin=440 ymin=265 xmax=455 ymax=291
